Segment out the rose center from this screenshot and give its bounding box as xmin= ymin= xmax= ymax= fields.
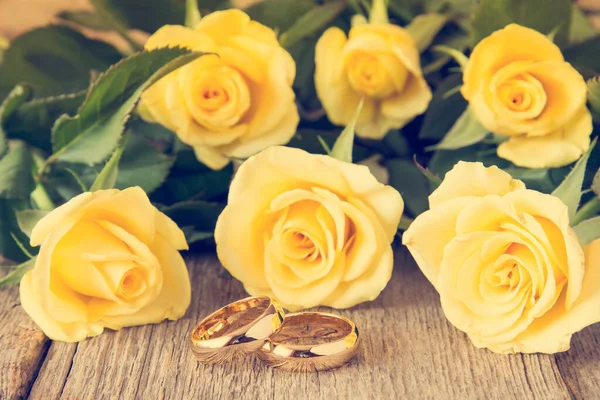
xmin=118 ymin=268 xmax=147 ymax=300
xmin=281 ymin=229 xmax=320 ymax=262
xmin=186 ymin=65 xmax=251 ymax=130
xmin=491 ymin=262 xmax=521 ymax=290
xmin=495 ymin=73 xmax=546 ymax=118
xmin=346 ymin=52 xmax=400 ymax=98
xmin=200 ymin=85 xmax=229 ymax=107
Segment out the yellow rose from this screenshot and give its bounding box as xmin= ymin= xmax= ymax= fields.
xmin=462 ymin=24 xmax=592 ymax=168
xmin=215 ymin=146 xmax=403 ymax=310
xmin=403 ymin=162 xmax=600 ymax=354
xmin=139 ymin=10 xmax=299 ymax=170
xmin=20 ymin=187 xmax=191 ymax=342
xmin=315 ymin=21 xmax=432 ymax=139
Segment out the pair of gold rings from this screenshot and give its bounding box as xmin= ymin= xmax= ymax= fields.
xmin=189 ymin=296 xmax=359 ymax=372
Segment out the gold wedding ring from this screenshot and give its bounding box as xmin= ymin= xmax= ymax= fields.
xmin=256 ymin=312 xmax=360 ymax=372
xmin=190 ymin=296 xmax=285 ymax=364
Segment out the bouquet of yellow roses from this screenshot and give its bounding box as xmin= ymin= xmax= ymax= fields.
xmin=0 ymin=0 xmax=599 ymax=355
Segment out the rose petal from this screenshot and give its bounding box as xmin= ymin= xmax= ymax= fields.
xmin=380 ymin=75 xmax=432 ymax=125
xmin=403 ymin=197 xmax=468 ymax=289
xmin=497 ymin=107 xmax=592 ymax=168
xmin=462 ymin=24 xmax=564 ymax=100
xmin=101 ymin=236 xmax=191 ymax=329
xmin=504 ymin=190 xmax=584 ymax=308
xmin=145 ymin=25 xmax=208 ymax=50
xmin=20 ymin=271 xmax=104 ymax=342
xmin=315 ymin=27 xmax=365 ymax=128
xmin=322 ymin=198 xmax=393 ymax=308
xmin=83 ymin=187 xmax=157 ymax=246
xmin=266 ymin=248 xmax=346 ymax=310
xmin=317 ymin=157 xmax=404 ymax=242
xmin=220 ymin=104 xmax=298 ymax=159
xmin=192 ymin=145 xmax=230 ymax=170
xmin=500 ymin=239 xmax=600 ymax=354
xmin=154 ymin=209 xmax=188 ymax=251
xmin=479 ymin=60 xmax=587 ymax=137
xmin=194 ymin=9 xmax=250 ymax=42
xmin=227 ymin=146 xmax=351 ymax=202
xmin=429 ymin=162 xmax=525 ymax=209
xmin=30 ymin=191 xmax=96 ymax=246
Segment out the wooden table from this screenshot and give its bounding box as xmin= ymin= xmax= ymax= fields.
xmin=1 ymin=250 xmax=599 ymax=399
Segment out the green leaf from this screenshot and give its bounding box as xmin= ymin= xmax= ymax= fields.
xmin=471 ymin=0 xmax=572 ymax=47
xmin=0 ymin=85 xmax=33 ymax=158
xmin=414 ymin=157 xmax=442 ymax=188
xmin=10 ymin=232 xmax=35 ymax=259
xmin=388 ymin=0 xmax=420 ymax=21
xmin=0 ymin=257 xmax=36 ymax=287
xmin=63 ymin=168 xmax=89 ymax=193
xmin=387 ymin=159 xmax=430 ymax=217
xmin=370 ymin=0 xmax=389 ymax=24
xmin=4 ymin=91 xmax=85 ymax=152
xmin=127 ymin=116 xmax=174 ymax=144
xmin=90 ymin=137 xmax=127 ymax=191
xmin=89 ymin=0 xmax=185 ymax=33
xmin=587 ymin=77 xmax=600 ymax=116
xmin=180 ymin=225 xmax=215 ymax=244
xmin=427 ymin=107 xmax=488 ymax=150
xmin=246 ymin=0 xmax=316 ymax=31
xmin=421 ymin=27 xmax=470 ymax=75
xmin=573 ymin=216 xmax=600 ymax=245
xmin=592 ymin=169 xmax=600 ymax=198
xmin=150 ymin=150 xmax=232 ymax=205
xmin=113 ymin=133 xmax=175 ymax=193
xmin=49 ymin=131 xmax=175 ymax=196
xmin=58 ymin=11 xmax=113 ymax=31
xmin=503 ymin=167 xmax=560 ymax=194
xmin=317 ymin=136 xmax=332 ymax=154
xmin=405 ymin=13 xmax=447 ymax=53
xmin=569 ymin=4 xmax=597 ymax=44
xmin=330 ymin=99 xmax=364 ymax=163
xmin=161 ymin=200 xmax=225 ymax=238
xmin=50 ymin=47 xmax=203 ymax=166
xmin=0 ymin=26 xmax=121 ymax=100
xmin=279 ymin=1 xmax=346 ymax=49
xmin=0 ymin=200 xmax=32 ymax=262
xmin=288 ymin=36 xmax=320 ymax=113
xmin=432 ymin=45 xmax=468 ymax=70
xmin=187 ymin=231 xmax=215 ymax=243
xmin=0 ymin=141 xmax=35 ymax=199
xmin=552 ymin=139 xmax=597 ymax=222
xmin=16 ymin=209 xmax=49 ymax=238
xmin=288 ymin=129 xmax=373 ymax=161
xmin=419 ymin=74 xmax=467 ymax=140
xmin=430 ymin=143 xmax=511 ymax=177
xmin=382 ymin=130 xmax=411 ymax=158
xmin=185 ymin=0 xmax=202 ymax=29
xmin=564 ymin=36 xmax=600 ymax=76
xmin=288 ymin=130 xmax=336 ymax=156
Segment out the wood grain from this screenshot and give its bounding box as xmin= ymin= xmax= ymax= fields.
xmin=0 ymin=270 xmax=50 ymax=400
xmin=555 ymin=324 xmax=600 ymax=398
xmin=10 ymin=251 xmax=597 ymax=400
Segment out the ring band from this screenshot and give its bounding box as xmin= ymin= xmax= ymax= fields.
xmin=190 ymin=296 xmax=285 ymax=364
xmin=256 ymin=312 xmax=360 ymax=372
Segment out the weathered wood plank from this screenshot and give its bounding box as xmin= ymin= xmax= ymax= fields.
xmin=0 ymin=270 xmax=50 ymax=400
xmin=555 ymin=324 xmax=600 ymax=398
xmin=28 ymin=342 xmax=77 ymax=399
xmin=27 ymin=251 xmax=580 ymax=399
